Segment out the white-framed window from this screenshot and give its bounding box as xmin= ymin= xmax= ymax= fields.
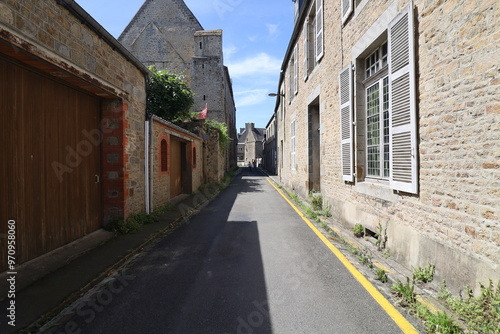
xmin=339 ymin=3 xmax=418 ymax=194
xmin=294 ymin=45 xmax=298 ymax=95
xmin=342 ymin=0 xmax=353 ymax=24
xmin=303 ymin=0 xmax=323 ymax=80
xmin=288 ymin=52 xmax=294 ymax=103
xmin=366 ymin=76 xmax=390 ymax=178
xmin=291 ymin=120 xmax=296 ymax=170
xmin=365 ymin=43 xmax=388 ymax=79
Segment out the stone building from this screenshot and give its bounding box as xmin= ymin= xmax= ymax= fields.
xmin=119 ymin=0 xmax=237 ymax=172
xmin=275 ymin=0 xmax=499 ymax=293
xmin=190 ymin=30 xmax=237 ymax=172
xmin=237 ymin=123 xmax=265 ymax=166
xmin=263 ymin=114 xmax=278 ymax=174
xmin=0 ymin=0 xmax=148 ymax=271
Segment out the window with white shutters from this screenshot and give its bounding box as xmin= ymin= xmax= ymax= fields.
xmin=288 ymin=56 xmax=294 ymax=103
xmin=294 ymin=45 xmax=298 ymax=95
xmin=341 ymin=2 xmax=418 ymax=193
xmin=315 ymin=0 xmax=324 ymax=61
xmin=342 ymin=0 xmax=353 ymax=24
xmin=388 ymin=3 xmax=417 ymax=194
xmin=339 ymin=64 xmax=354 ymax=182
xmin=303 ymin=0 xmax=323 ymax=79
xmin=303 ymin=19 xmax=309 ymax=81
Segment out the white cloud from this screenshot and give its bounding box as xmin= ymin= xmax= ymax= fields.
xmin=266 ymin=23 xmax=279 ymax=40
xmin=223 ymin=45 xmax=238 ymax=61
xmin=227 ymin=53 xmax=282 ymax=78
xmin=234 ymin=89 xmax=268 ymax=107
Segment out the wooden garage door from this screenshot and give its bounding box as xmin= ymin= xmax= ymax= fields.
xmin=0 ymin=55 xmax=101 ymax=271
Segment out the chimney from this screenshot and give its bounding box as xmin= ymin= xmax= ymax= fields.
xmin=245 ymin=123 xmax=255 ymax=133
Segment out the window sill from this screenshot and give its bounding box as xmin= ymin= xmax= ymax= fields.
xmin=354 ymin=180 xmax=398 ymax=203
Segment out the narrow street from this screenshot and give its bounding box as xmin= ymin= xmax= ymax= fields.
xmin=45 ymin=169 xmax=418 ymax=334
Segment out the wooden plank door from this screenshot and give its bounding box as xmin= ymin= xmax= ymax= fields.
xmin=170 ymin=139 xmax=182 ymax=198
xmin=0 ymin=55 xmax=102 ymax=270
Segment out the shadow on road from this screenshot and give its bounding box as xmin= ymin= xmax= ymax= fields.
xmin=45 ymin=166 xmax=273 ymax=333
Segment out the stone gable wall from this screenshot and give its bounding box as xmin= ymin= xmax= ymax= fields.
xmin=118 ymin=0 xmax=203 ymax=81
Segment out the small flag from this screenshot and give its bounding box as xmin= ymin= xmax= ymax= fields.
xmin=200 ymin=103 xmax=208 ymax=119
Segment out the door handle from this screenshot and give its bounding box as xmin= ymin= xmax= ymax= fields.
xmin=95 ymin=174 xmax=100 ymax=184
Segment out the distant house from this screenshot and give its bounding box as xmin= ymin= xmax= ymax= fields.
xmin=263 ymin=114 xmax=277 ymax=174
xmin=237 ymin=123 xmax=265 ymax=166
xmin=274 ymin=0 xmax=499 ymax=293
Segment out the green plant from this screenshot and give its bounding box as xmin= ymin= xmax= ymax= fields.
xmin=381 ymin=249 xmax=391 ymax=259
xmin=413 ymin=264 xmax=435 ymax=284
xmin=375 ymin=223 xmax=387 ymax=250
xmin=375 ymin=268 xmax=388 ymax=283
xmin=392 ymin=277 xmax=417 ymax=307
xmin=318 ymin=208 xmax=332 ymax=218
xmin=304 ymin=207 xmax=319 ymax=221
xmin=105 ymin=202 xmax=174 ymax=235
xmin=204 ymin=119 xmax=231 ymax=149
xmin=439 ymin=280 xmax=500 ymax=333
xmin=352 ymin=224 xmax=364 ymax=238
xmin=345 ymin=243 xmax=358 ymax=256
xmin=106 ymin=217 xmax=141 ymax=235
xmin=310 ymin=193 xmax=323 ymax=211
xmin=356 ymin=248 xmax=373 ymax=268
xmin=289 ymin=192 xmax=300 ymax=203
xmin=426 ymin=311 xmax=462 ymax=334
xmin=146 ymin=66 xmax=194 ymax=122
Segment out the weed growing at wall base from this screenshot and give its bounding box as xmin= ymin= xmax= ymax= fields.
xmin=439 ymin=280 xmax=500 ymax=333
xmin=412 ymin=264 xmax=435 ymax=284
xmin=105 ymin=202 xmax=175 ymax=234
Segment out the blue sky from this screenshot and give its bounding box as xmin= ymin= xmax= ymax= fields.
xmin=75 ymin=0 xmax=295 ymax=131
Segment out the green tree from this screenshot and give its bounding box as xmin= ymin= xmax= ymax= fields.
xmin=146 ymin=66 xmax=194 ymax=122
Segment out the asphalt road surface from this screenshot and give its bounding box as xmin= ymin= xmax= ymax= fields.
xmin=45 ymin=168 xmax=418 ymax=334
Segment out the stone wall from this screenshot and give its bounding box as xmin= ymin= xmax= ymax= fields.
xmin=204 ymin=132 xmax=226 ymax=184
xmin=0 ymin=0 xmax=148 ymax=266
xmin=0 ymin=0 xmax=148 ymax=222
xmin=151 ymin=117 xmax=204 ymax=209
xmin=278 ymin=0 xmax=499 ymax=293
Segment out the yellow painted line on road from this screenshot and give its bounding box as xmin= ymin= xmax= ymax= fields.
xmin=267 ymin=178 xmax=419 ymax=334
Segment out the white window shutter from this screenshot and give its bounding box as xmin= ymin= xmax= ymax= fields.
xmin=303 ymin=19 xmax=309 ymax=81
xmin=294 ymin=46 xmax=299 ymax=94
xmin=288 ymin=59 xmax=293 ymax=103
xmin=342 ymin=0 xmax=353 ymax=24
xmin=388 ymin=2 xmax=418 ymax=194
xmin=339 ymin=64 xmax=354 ymax=182
xmin=315 ymin=0 xmax=324 ymax=61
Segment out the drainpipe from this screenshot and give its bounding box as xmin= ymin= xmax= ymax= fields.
xmin=145 ymin=114 xmax=154 ymax=214
xmin=144 ymin=117 xmax=150 ymax=214
xmin=149 ymin=115 xmax=154 ymax=212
